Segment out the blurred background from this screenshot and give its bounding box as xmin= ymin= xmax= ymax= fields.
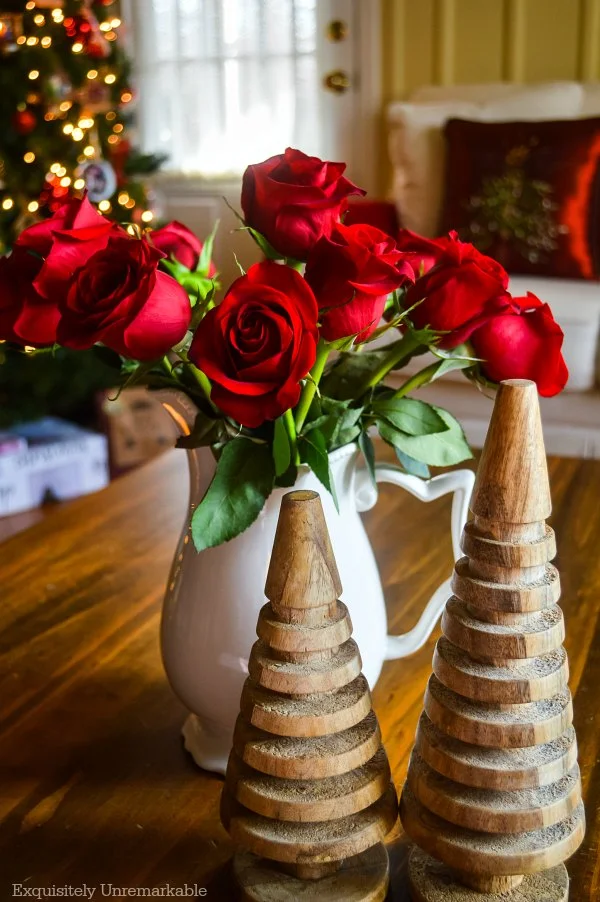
xmin=1 ymin=0 xmax=599 ymax=520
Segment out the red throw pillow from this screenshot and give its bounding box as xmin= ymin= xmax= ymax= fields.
xmin=440 ymin=116 xmax=600 ymax=279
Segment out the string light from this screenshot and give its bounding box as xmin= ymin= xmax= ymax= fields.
xmin=106 ymin=111 xmax=117 ymax=121
xmin=34 ymin=14 xmax=45 ymax=26
xmin=104 ymin=74 xmax=116 ymax=85
xmin=24 ymin=152 xmax=35 ymax=163
xmin=117 ymin=192 xmax=129 ymax=205
xmin=2 ymin=198 xmax=14 ymax=211
xmin=126 ymin=224 xmax=137 ymax=234
xmin=100 ymin=22 xmax=111 ymax=32
xmin=25 ymin=1 xmax=35 ymax=8
xmin=50 ymin=163 xmax=62 ymax=174
xmin=59 ymin=101 xmax=72 ymax=112
xmin=26 ymin=36 xmax=39 ymax=46
xmin=125 ymin=198 xmax=136 ymax=210
xmin=72 ymin=42 xmax=83 ymax=53
xmin=16 ymin=36 xmax=26 ymax=45
xmin=44 ymin=111 xmax=55 ymax=121
xmin=83 ymin=145 xmax=95 ymax=157
xmin=28 ymin=70 xmax=40 ymax=80
xmin=107 ymin=135 xmax=119 ymax=145
xmin=41 ymin=37 xmax=52 ymax=48
xmin=87 ymin=69 xmax=98 ymax=80
xmin=141 ymin=211 xmax=154 ymax=223
xmin=72 ymin=127 xmax=84 ymax=141
xmin=60 ymin=177 xmax=71 ymax=187
xmin=113 ymin=123 xmax=123 ymax=133
xmin=63 ymin=124 xmax=73 ymax=135
xmin=78 ymin=117 xmax=94 ymax=129
xmin=28 ymin=201 xmax=39 ymax=212
xmin=74 ymin=179 xmax=85 ymax=190
xmin=98 ymin=200 xmax=111 ymax=212
xmin=111 ymin=18 xmax=122 ymax=28
xmin=52 ymin=10 xmax=64 ymax=24
xmin=105 ymin=31 xmax=117 ymax=41
xmin=121 ymin=92 xmax=132 ymax=103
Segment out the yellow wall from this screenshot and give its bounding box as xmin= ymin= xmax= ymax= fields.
xmin=382 ymin=0 xmax=600 ymax=102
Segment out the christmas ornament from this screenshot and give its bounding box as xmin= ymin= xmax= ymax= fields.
xmin=399 ymin=379 xmax=584 ymax=902
xmin=12 ymin=109 xmax=37 ymax=136
xmin=80 ymin=159 xmax=116 ymax=202
xmin=221 ymin=490 xmax=398 ymax=902
xmin=64 ymin=9 xmax=109 ymax=59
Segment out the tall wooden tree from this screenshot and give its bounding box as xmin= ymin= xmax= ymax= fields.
xmin=221 ymin=489 xmax=398 ymax=901
xmin=400 ymin=379 xmax=585 ymax=901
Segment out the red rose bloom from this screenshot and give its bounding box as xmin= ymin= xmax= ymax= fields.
xmin=23 ymin=195 xmax=122 ymax=304
xmin=471 ymin=293 xmax=568 ymax=397
xmin=0 ymin=196 xmax=119 ymax=346
xmin=152 ymin=220 xmax=215 ymax=273
xmin=305 ymin=222 xmax=414 ymax=343
xmin=241 ymin=147 xmax=365 ymax=261
xmin=0 ymin=247 xmax=60 ymax=345
xmin=57 ymin=234 xmax=192 ymax=360
xmin=406 ymin=235 xmax=510 ymax=347
xmin=189 ymin=260 xmax=318 ymax=427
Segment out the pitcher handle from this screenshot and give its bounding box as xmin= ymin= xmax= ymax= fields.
xmin=354 ymin=463 xmax=475 ymax=660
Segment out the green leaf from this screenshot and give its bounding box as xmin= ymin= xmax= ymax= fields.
xmin=320 ymin=348 xmax=395 ymax=401
xmin=395 ymin=448 xmax=431 ymax=479
xmin=275 ymin=462 xmax=299 ymax=488
xmin=299 ymin=429 xmax=339 ymax=511
xmin=358 ymin=431 xmax=377 ymax=490
xmin=191 ymin=438 xmax=275 ymax=551
xmin=244 ymin=226 xmax=284 ymax=261
xmin=302 ymin=397 xmax=363 ymax=451
xmin=197 ymin=219 xmax=219 ymax=276
xmin=272 ymin=416 xmax=291 ymax=477
xmin=176 ymin=410 xmax=225 ymax=449
xmin=373 ymin=397 xmax=447 ymax=436
xmin=377 ymin=406 xmax=473 ymax=466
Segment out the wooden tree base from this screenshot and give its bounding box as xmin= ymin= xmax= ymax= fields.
xmin=407 ymin=846 xmax=568 ymax=902
xmin=233 ymin=844 xmax=390 ymax=901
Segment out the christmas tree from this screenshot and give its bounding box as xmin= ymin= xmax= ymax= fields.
xmin=0 ymin=0 xmax=164 ymax=253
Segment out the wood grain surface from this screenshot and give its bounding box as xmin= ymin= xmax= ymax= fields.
xmin=0 ymin=444 xmax=599 ymax=900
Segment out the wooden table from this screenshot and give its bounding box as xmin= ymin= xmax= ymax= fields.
xmin=1 ymin=448 xmax=599 ymax=899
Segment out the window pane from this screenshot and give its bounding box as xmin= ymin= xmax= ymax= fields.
xmin=134 ymin=0 xmax=319 ymax=176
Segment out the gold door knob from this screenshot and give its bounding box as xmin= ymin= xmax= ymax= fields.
xmin=323 ymin=70 xmax=351 ymax=94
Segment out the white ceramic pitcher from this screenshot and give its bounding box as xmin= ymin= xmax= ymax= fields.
xmin=158 ymin=390 xmax=474 ymax=774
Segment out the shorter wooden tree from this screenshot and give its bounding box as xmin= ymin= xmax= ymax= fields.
xmin=221 ymin=489 xmax=398 ymax=901
xmin=400 ymin=380 xmax=584 ymax=901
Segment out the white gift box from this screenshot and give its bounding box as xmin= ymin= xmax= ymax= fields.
xmin=0 ymin=417 xmax=109 ymax=517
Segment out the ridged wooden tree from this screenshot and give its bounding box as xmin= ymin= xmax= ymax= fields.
xmin=400 ymin=379 xmax=585 ymax=901
xmin=221 ymin=489 xmax=398 ymax=901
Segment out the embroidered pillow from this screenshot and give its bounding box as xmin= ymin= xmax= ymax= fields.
xmin=440 ymin=116 xmax=600 ymax=279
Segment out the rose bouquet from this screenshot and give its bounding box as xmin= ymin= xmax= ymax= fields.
xmin=0 ymin=148 xmax=567 ymax=550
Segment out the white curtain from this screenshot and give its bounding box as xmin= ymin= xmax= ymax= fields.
xmin=132 ymin=0 xmax=321 ymax=176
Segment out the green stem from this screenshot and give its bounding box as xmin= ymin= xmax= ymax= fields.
xmin=283 ymin=408 xmax=300 ymax=465
xmin=358 ymin=332 xmax=423 ymax=394
xmin=188 ymin=364 xmax=219 ymax=413
xmin=294 ymin=341 xmax=330 ymax=433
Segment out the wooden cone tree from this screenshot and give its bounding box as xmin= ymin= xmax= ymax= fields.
xmin=221 ymin=489 xmax=398 ymax=901
xmin=400 ymin=380 xmax=585 ymax=901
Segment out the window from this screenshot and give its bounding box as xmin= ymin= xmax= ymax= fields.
xmin=129 ymin=0 xmax=322 ymax=177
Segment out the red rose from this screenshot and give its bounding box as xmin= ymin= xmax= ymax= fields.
xmin=305 ymin=222 xmax=414 ymax=343
xmin=241 ymin=147 xmax=365 ymax=261
xmin=406 ymin=235 xmax=510 ymax=347
xmin=396 ymin=229 xmax=456 ymax=277
xmin=0 ymin=196 xmax=119 ymax=346
xmin=471 ymin=293 xmax=568 ymax=397
xmin=21 ymin=195 xmax=122 ymax=304
xmin=152 ymin=220 xmax=215 ymax=273
xmin=189 ymin=261 xmax=318 ymax=427
xmin=0 ymin=248 xmax=60 ymax=345
xmin=57 ymin=234 xmax=191 ymax=360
